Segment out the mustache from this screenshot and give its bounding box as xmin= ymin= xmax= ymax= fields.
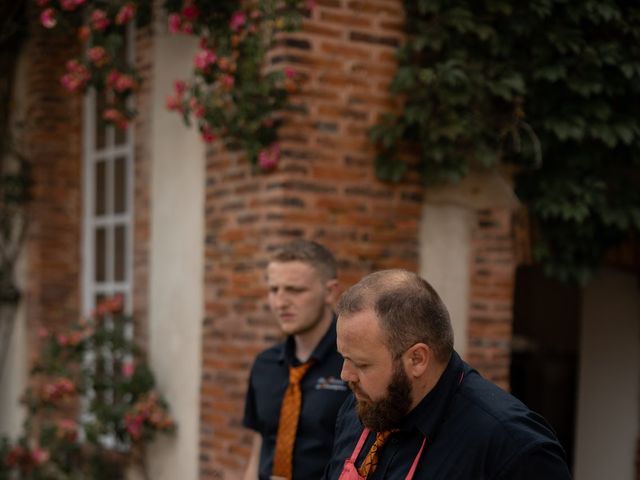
xmin=347 ymin=382 xmax=370 ymax=401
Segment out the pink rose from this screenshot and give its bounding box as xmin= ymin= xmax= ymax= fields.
xmin=174 ymin=80 xmax=187 ymax=94
xmin=30 ymin=447 xmax=50 ymax=465
xmin=201 ymin=125 xmax=216 ymax=143
xmin=106 ymin=69 xmax=120 ymax=88
xmin=87 ymin=46 xmax=109 ymax=67
xmin=114 ymin=74 xmax=136 ymax=92
xmin=182 ymin=4 xmax=199 ymax=21
xmin=121 ymin=361 xmax=135 ymax=378
xmin=103 ymin=108 xmax=129 ymax=130
xmin=60 ymin=60 xmax=91 ymax=92
xmin=116 ymin=3 xmax=136 ymax=25
xmin=60 ymin=0 xmax=78 ymax=11
xmin=194 ymin=49 xmax=217 ymax=71
xmin=91 ymin=9 xmax=110 ymax=31
xmin=229 ymin=10 xmax=246 ymax=32
xmin=284 ymin=67 xmax=296 ymax=79
xmin=166 ymin=95 xmax=183 ymax=112
xmin=125 ymin=413 xmax=145 ymax=440
xmin=190 ymin=97 xmax=205 ymax=118
xmin=258 ymin=143 xmax=280 ymax=171
xmin=56 ymin=418 xmax=78 ymax=441
xmin=40 ymin=8 xmax=57 ymax=28
xmin=168 ymin=13 xmax=181 ymax=33
xmin=221 ymin=74 xmax=234 ymax=89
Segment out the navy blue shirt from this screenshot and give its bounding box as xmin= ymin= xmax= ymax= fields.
xmin=243 ymin=320 xmax=350 ymax=480
xmin=323 ymin=352 xmax=572 ymax=479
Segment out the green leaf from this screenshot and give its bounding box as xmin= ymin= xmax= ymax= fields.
xmin=375 ymin=153 xmax=406 ymax=182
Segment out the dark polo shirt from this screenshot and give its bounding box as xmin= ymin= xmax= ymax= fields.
xmin=324 ymin=351 xmax=571 ymax=480
xmin=243 ymin=319 xmax=350 ymax=480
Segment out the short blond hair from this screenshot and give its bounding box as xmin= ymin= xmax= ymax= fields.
xmin=270 ymin=239 xmax=337 ymax=280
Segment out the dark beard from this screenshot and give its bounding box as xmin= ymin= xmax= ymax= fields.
xmin=353 ymin=361 xmax=412 ymax=432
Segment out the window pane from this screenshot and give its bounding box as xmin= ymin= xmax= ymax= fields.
xmin=114 ymin=156 xmax=126 ymax=214
xmin=114 ymin=225 xmax=126 ymax=282
xmin=95 ymin=227 xmax=106 ymax=282
xmin=95 ymin=92 xmax=107 ymax=150
xmin=95 ymin=161 xmax=106 ymax=216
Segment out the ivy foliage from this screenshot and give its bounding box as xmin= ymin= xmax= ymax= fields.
xmin=371 ymin=0 xmax=640 ymax=283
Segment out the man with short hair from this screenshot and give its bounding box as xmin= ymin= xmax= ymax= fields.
xmin=243 ymin=239 xmax=350 ymax=480
xmin=324 ymin=269 xmax=571 ymax=479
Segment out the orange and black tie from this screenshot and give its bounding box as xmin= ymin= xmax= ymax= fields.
xmin=271 ymin=361 xmax=313 ymax=479
xmin=357 ymin=430 xmax=393 ymax=478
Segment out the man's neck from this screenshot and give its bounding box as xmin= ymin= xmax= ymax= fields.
xmin=293 ymin=312 xmax=333 ymax=363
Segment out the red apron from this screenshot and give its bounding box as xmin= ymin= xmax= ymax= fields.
xmin=338 ymin=428 xmax=426 ymax=480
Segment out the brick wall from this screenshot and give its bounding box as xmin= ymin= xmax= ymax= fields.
xmin=467 ymin=208 xmax=518 ymax=390
xmin=23 ymin=7 xmax=83 ymax=351
xmin=198 ymin=1 xmax=427 ymax=477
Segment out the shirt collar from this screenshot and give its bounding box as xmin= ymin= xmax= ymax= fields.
xmin=280 ymin=315 xmax=337 ymax=366
xmin=398 ymin=350 xmax=466 ymax=439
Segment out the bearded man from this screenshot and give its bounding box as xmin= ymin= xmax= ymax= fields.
xmin=323 ymin=269 xmax=571 ymax=480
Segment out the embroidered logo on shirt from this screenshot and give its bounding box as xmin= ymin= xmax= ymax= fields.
xmin=315 ymin=376 xmax=348 ymax=391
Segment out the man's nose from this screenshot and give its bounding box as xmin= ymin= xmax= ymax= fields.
xmin=340 ymin=361 xmax=356 ymax=383
xmin=271 ymin=290 xmax=289 ymax=308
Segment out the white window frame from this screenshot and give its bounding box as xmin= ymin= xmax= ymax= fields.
xmin=82 ymin=26 xmax=135 ymax=316
xmin=80 ymin=25 xmax=135 ymax=450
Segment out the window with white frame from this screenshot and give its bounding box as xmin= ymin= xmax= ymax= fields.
xmin=82 ymin=27 xmax=134 ymax=316
xmin=81 ymin=26 xmax=134 ymax=450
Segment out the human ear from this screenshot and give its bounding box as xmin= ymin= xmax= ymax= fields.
xmin=324 ymin=279 xmax=340 ymax=305
xmin=404 ymin=343 xmax=431 ymax=377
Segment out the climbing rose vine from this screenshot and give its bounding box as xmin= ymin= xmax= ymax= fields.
xmin=163 ymin=0 xmax=310 ymax=171
xmin=37 ymin=0 xmax=152 ymax=130
xmin=37 ymin=0 xmax=311 ymax=172
xmin=0 ymin=295 xmax=174 ymax=479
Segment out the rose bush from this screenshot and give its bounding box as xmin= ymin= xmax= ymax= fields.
xmin=0 ymin=295 xmax=174 ymax=480
xmin=36 ymin=0 xmax=311 ymax=171
xmin=36 ymin=0 xmax=152 ymax=130
xmin=163 ymin=0 xmax=309 ymax=170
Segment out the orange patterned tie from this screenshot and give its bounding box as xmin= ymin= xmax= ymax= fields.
xmin=357 ymin=430 xmax=393 ymax=478
xmin=272 ymin=361 xmax=313 ymax=479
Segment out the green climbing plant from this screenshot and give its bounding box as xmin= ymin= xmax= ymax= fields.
xmin=371 ymin=0 xmax=640 ymax=283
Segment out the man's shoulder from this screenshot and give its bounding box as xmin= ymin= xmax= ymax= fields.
xmin=452 ymin=370 xmax=570 ymax=477
xmin=456 ymin=370 xmax=559 ymax=446
xmin=252 ymin=340 xmax=286 ymax=365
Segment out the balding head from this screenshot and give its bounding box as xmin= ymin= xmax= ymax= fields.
xmin=336 ymin=269 xmax=454 ymax=364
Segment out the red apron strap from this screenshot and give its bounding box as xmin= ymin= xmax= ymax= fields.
xmin=405 ymin=436 xmax=427 ymax=480
xmin=349 ymin=428 xmax=371 ymax=462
